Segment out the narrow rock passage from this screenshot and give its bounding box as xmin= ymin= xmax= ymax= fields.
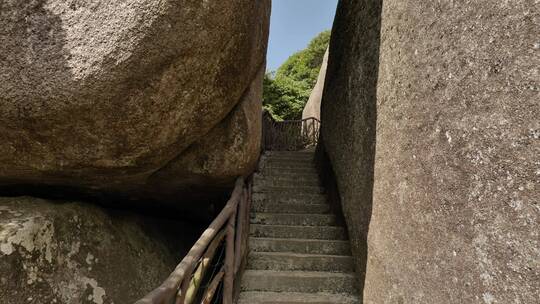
xmin=238 ymin=151 xmax=359 ymax=304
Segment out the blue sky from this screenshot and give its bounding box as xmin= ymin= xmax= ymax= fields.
xmin=267 ymin=0 xmax=338 ymax=71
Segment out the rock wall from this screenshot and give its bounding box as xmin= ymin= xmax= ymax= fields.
xmin=0 ymin=196 xmax=201 ymax=304
xmin=302 ymin=48 xmax=329 ymax=121
xmin=149 ymin=67 xmax=265 ymax=195
xmin=0 ymin=0 xmax=270 ymax=202
xmin=320 ymin=0 xmax=539 ymax=303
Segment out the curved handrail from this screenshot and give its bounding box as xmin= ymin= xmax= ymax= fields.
xmin=262 ymin=110 xmax=320 ymax=124
xmin=135 ymin=177 xmax=251 ymax=304
xmin=273 ymin=117 xmax=321 ymax=123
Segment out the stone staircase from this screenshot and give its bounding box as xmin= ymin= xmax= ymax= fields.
xmin=238 ymin=151 xmax=359 ymax=304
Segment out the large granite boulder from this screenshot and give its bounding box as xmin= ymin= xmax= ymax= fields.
xmin=302 ymin=48 xmax=329 ymax=121
xmin=0 ymin=0 xmax=270 ymax=201
xmin=0 ymin=196 xmax=201 ymax=303
xmin=320 ymin=0 xmax=539 ymax=303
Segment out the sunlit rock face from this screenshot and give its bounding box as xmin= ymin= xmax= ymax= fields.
xmin=0 ymin=0 xmax=270 ymax=202
xmin=302 ymin=48 xmax=329 ymax=121
xmin=320 ymin=0 xmax=538 ymax=303
xmin=0 ymin=196 xmax=201 ymax=303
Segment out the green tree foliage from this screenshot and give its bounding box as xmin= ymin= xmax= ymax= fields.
xmin=263 ymin=30 xmax=330 ymax=121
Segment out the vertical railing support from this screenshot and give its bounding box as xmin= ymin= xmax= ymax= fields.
xmin=234 ymin=188 xmax=247 ymax=274
xmin=135 ymin=176 xmax=250 ymax=304
xmin=176 ymin=266 xmax=190 ymax=304
xmin=223 ymin=207 xmax=237 ymax=304
xmin=261 ymin=114 xmax=320 ymax=151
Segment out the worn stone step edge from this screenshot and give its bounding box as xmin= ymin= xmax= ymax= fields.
xmin=261 ymin=171 xmax=318 ymax=178
xmin=261 ymin=171 xmax=319 ymax=178
xmin=252 ymin=191 xmax=327 ymax=201
xmin=265 ymin=156 xmax=315 ymax=162
xmin=241 ymin=270 xmax=357 ymax=294
xmin=247 ymin=251 xmax=355 ymax=272
xmin=265 ymin=151 xmax=314 ymax=157
xmin=261 ymin=161 xmax=317 ymax=167
xmin=263 ymin=164 xmax=318 ymax=171
xmin=251 ymin=202 xmax=331 ymax=214
xmin=237 ymin=291 xmax=359 ymax=304
xmin=250 ymin=213 xmax=339 ymax=226
xmin=264 ymin=160 xmax=315 ymax=166
xmin=250 ymin=224 xmax=348 ymax=240
xmin=253 ymin=185 xmax=326 ymax=194
xmin=254 ymin=176 xmax=320 ymax=187
xmin=254 ymin=173 xmax=320 ymax=182
xmin=263 ymin=163 xmax=318 ymax=169
xmin=249 ymin=237 xmax=351 ymax=255
xmin=252 ymin=197 xmax=328 ymax=206
xmin=259 ymin=168 xmax=319 ymax=175
xmin=265 ymin=152 xmax=315 ymax=158
xmin=262 ymin=157 xmax=310 ymax=161
xmin=255 ymin=172 xmax=319 ymax=178
xmin=254 ymin=180 xmax=321 ymax=188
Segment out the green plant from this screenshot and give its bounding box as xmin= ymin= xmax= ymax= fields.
xmin=263 ymin=30 xmax=330 ymax=120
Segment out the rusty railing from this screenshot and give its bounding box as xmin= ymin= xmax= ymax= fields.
xmin=262 ymin=112 xmax=320 ymax=151
xmin=135 ymin=177 xmax=252 ymax=304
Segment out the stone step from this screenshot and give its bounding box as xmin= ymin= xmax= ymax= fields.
xmin=265 ymin=158 xmax=315 ymax=165
xmin=238 ymin=291 xmax=359 ymax=304
xmin=262 ymin=166 xmax=318 ymax=174
xmin=249 ymin=238 xmax=351 ymax=255
xmin=264 ymin=157 xmax=315 ymax=167
xmin=259 ymin=172 xmax=320 ymax=181
xmin=250 ymin=213 xmax=338 ymax=226
xmin=261 ymin=170 xmax=319 ymax=179
xmin=253 ymin=192 xmax=327 ymax=204
xmin=241 ymin=270 xmax=357 ymax=294
xmin=265 ymin=151 xmax=315 ymax=159
xmin=252 ymin=202 xmax=331 ymax=214
xmin=263 ymin=163 xmax=318 ymax=172
xmin=254 ymin=180 xmax=321 ymax=189
xmin=253 ymin=185 xmax=325 ymax=194
xmin=253 ymin=175 xmax=320 ymax=187
xmin=247 ymin=252 xmax=354 ymax=272
xmin=250 ymin=224 xmax=348 ymax=240
xmin=260 ymin=168 xmax=319 ymax=176
xmin=265 ymin=153 xmax=315 ymax=160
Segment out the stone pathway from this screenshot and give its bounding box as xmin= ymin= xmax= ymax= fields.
xmin=238 ymin=151 xmax=359 ymax=304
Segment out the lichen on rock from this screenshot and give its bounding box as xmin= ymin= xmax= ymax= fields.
xmin=0 ymin=196 xmax=201 ymax=304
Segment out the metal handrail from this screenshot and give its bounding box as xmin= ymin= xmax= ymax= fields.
xmin=135 ymin=176 xmax=252 ymax=304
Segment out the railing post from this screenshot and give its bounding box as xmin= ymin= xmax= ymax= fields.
xmin=223 ymin=207 xmax=237 ymax=304
xmin=234 ymin=188 xmax=247 ymax=274
xmin=312 ymin=118 xmax=316 ymax=144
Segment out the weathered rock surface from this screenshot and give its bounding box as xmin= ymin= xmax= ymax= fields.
xmin=0 ymin=0 xmax=270 ymax=201
xmin=302 ymin=48 xmax=329 ymax=121
xmin=320 ymin=0 xmax=539 ymax=303
xmin=149 ymin=67 xmax=265 ymax=195
xmin=0 ymin=196 xmax=201 ymax=304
